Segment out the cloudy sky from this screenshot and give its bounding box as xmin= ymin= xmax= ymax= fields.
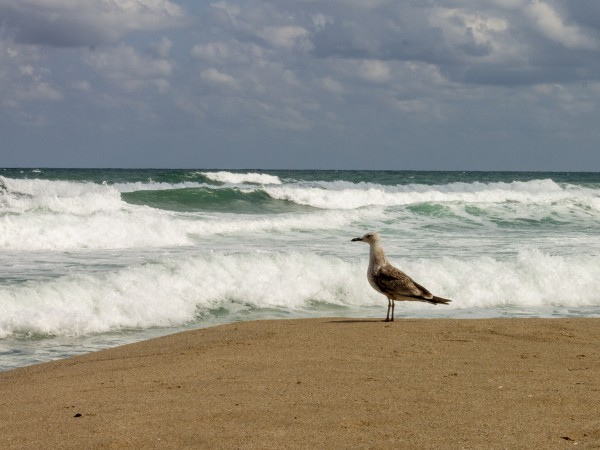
xmin=1 ymin=0 xmax=600 ymax=170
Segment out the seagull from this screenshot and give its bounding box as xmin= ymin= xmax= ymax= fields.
xmin=352 ymin=232 xmax=451 ymax=322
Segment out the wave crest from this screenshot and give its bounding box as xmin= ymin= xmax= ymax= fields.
xmin=0 ymin=176 xmax=123 ymax=215
xmin=2 ymin=249 xmax=599 ymax=338
xmin=263 ymin=179 xmax=599 ymax=210
xmin=200 ymin=171 xmax=282 ymax=185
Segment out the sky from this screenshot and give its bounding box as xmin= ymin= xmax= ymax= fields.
xmin=1 ymin=0 xmax=600 ymax=170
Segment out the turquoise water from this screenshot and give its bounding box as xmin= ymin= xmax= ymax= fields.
xmin=1 ymin=168 xmax=600 ymax=370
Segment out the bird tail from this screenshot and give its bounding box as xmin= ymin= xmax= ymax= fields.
xmin=430 ymin=296 xmax=452 ymax=305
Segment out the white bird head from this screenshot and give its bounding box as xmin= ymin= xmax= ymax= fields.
xmin=351 ymin=232 xmax=381 ymax=244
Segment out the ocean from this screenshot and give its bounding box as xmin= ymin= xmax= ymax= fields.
xmin=1 ymin=169 xmax=600 ymax=371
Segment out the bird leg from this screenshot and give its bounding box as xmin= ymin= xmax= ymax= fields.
xmin=385 ymin=298 xmax=392 ymax=322
xmin=391 ymin=299 xmax=395 ymax=322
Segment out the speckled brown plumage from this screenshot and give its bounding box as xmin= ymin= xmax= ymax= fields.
xmin=352 ymin=232 xmax=451 ymax=321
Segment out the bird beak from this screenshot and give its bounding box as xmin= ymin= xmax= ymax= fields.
xmin=351 ymin=237 xmax=362 ymax=242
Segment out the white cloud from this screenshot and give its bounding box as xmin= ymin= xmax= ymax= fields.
xmin=85 ymin=44 xmax=173 ymax=92
xmin=312 ymin=14 xmax=331 ymax=31
xmin=0 ymin=42 xmax=62 ymax=104
xmin=192 ymin=42 xmax=232 ymax=60
xmin=191 ymin=41 xmax=263 ymax=64
xmin=210 ymin=1 xmax=242 ymax=24
xmin=200 ymin=67 xmax=239 ymax=89
xmin=388 ymin=97 xmax=443 ymax=119
xmin=526 ymin=0 xmax=598 ymax=50
xmin=181 ymin=0 xmax=600 ymax=137
xmin=359 ymin=60 xmax=391 ymax=82
xmin=17 ymin=80 xmax=63 ymax=102
xmin=320 ymin=77 xmax=345 ymax=94
xmin=3 ymin=0 xmax=600 ymax=169
xmin=258 ymin=26 xmax=312 ymax=51
xmin=0 ymin=0 xmax=184 ymax=47
xmin=429 ymin=8 xmax=511 ymax=60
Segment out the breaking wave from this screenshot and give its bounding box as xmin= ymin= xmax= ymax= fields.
xmin=1 ymin=249 xmax=599 ymax=338
xmin=200 ymin=171 xmax=283 ymax=185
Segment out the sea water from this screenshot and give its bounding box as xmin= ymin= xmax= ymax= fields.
xmin=1 ymin=169 xmax=599 ymax=370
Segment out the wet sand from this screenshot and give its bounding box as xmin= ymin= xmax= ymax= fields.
xmin=1 ymin=318 xmax=600 ymax=449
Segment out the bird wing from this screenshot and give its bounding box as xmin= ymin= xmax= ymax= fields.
xmin=373 ymin=264 xmax=434 ymax=301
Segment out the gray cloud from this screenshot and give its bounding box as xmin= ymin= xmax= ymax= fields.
xmin=0 ymin=0 xmax=185 ymax=47
xmin=1 ymin=0 xmax=600 ymax=169
xmin=307 ymin=1 xmax=600 ymax=85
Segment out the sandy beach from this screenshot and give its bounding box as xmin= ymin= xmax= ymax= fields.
xmin=1 ymin=318 xmax=600 ymax=449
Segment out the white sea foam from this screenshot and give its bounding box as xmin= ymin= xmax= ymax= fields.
xmin=201 ymin=171 xmax=282 ymax=185
xmin=263 ymin=179 xmax=600 ymax=210
xmin=113 ymin=181 xmax=209 ymax=193
xmin=1 ymin=249 xmax=599 ymax=338
xmin=0 ymin=176 xmax=123 ymax=215
xmin=0 ymin=253 xmax=371 ymax=338
xmin=0 ymin=210 xmax=194 ymax=250
xmin=0 ymin=198 xmax=377 ymax=251
xmin=0 ymin=177 xmax=194 ymax=249
xmin=406 ymin=248 xmax=600 ymax=308
xmin=3 ymin=175 xmax=599 ymax=250
xmin=2 ymin=170 xmax=599 ymax=371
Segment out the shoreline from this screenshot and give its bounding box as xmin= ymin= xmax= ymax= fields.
xmin=2 ymin=317 xmax=600 ymax=448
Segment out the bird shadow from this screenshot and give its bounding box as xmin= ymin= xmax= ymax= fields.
xmin=326 ymin=319 xmax=386 ymax=324
xmin=326 ymin=318 xmax=422 ymax=324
